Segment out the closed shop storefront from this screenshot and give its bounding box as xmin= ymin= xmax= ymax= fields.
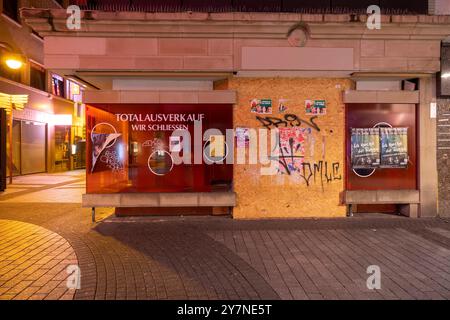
xmin=21 ymin=7 xmax=450 ymax=218
xmin=86 ymin=103 xmax=233 ymax=194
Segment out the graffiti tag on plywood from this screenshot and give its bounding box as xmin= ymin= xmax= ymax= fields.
xmin=256 ymin=113 xmax=321 ymax=132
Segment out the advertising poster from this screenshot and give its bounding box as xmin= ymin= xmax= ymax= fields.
xmin=90 ymin=123 xmax=123 ymax=173
xmin=351 ymin=128 xmax=381 ymax=169
xmin=278 ymin=99 xmax=288 ymax=112
xmin=236 ymin=127 xmax=250 ymax=148
xmin=250 ymin=99 xmax=272 ymax=114
xmin=380 ymin=127 xmax=408 ymax=168
xmin=209 ymin=135 xmax=225 ymax=158
xmin=305 ymin=100 xmax=327 ymax=115
xmin=169 ymin=136 xmax=181 ymax=152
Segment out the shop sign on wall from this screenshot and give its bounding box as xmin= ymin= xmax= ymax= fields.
xmin=115 ymin=113 xmax=205 ymax=131
xmin=305 ymin=100 xmax=327 ymax=115
xmin=380 ymin=127 xmax=408 ymax=168
xmin=351 ymin=128 xmax=380 ymax=169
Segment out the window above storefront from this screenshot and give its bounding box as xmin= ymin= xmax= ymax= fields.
xmin=51 ymin=73 xmax=65 ymax=98
xmin=2 ymin=0 xmax=19 ymax=22
xmin=30 ymin=62 xmax=46 ymax=92
xmin=438 ymin=43 xmax=450 ymax=97
xmin=50 ymin=74 xmax=87 ymax=103
xmin=67 ymin=80 xmax=83 ymax=103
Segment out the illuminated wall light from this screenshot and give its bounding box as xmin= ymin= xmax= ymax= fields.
xmin=68 ymin=78 xmax=87 ymax=88
xmin=119 ymin=143 xmax=126 ymax=161
xmin=52 ymin=114 xmax=73 ymax=126
xmin=36 ymin=103 xmax=52 ymax=112
xmin=2 ymin=52 xmax=25 ymax=70
xmin=131 ymin=141 xmax=139 ymax=156
xmin=37 ymin=112 xmax=54 ymax=125
xmin=5 ymin=58 xmax=23 ymax=70
xmin=442 ymin=73 xmax=450 ymax=79
xmin=71 ymin=144 xmax=77 ymax=155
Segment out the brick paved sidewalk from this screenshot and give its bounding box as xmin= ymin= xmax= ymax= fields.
xmin=0 ymin=173 xmax=450 ymax=300
xmin=1 ymin=203 xmax=450 ymax=300
xmin=0 ymin=170 xmax=85 ymax=203
xmin=0 ymin=220 xmax=78 ymax=300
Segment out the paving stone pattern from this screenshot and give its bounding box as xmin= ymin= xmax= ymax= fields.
xmin=1 ymin=171 xmax=450 ymax=300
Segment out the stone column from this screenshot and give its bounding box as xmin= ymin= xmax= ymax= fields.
xmin=437 ymin=98 xmax=450 ymax=217
xmin=419 ymin=76 xmax=438 ymax=217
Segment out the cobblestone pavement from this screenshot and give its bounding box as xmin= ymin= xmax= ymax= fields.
xmin=1 ymin=171 xmax=450 ymax=300
xmin=0 ymin=220 xmax=78 ymax=300
xmin=0 ymin=170 xmax=85 ymax=203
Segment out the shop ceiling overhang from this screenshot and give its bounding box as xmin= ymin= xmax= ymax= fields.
xmin=20 ymin=9 xmax=450 ymax=40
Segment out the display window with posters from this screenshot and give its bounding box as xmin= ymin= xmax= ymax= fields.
xmin=345 ymin=103 xmax=417 ymax=191
xmin=85 ymin=103 xmax=233 ymax=194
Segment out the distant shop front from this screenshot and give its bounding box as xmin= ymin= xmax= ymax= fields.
xmin=0 ymin=77 xmax=85 ymax=179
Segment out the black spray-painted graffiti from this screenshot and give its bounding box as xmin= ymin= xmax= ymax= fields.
xmin=270 ymin=133 xmax=342 ymax=186
xmin=276 ymin=158 xmax=342 ymax=187
xmin=257 ymin=113 xmax=340 ymax=187
xmin=300 ymin=161 xmax=341 ymax=187
xmin=256 ymin=113 xmax=321 ymax=132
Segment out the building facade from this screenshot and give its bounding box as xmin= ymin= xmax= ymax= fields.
xmin=21 ymin=3 xmax=450 ymax=218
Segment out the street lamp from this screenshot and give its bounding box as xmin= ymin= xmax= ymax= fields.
xmin=0 ymin=42 xmax=25 ymax=71
xmin=4 ymin=56 xmax=23 ymax=70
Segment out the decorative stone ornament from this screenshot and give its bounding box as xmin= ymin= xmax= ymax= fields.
xmin=287 ymin=22 xmax=309 ymax=47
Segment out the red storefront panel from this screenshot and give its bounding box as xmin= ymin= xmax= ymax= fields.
xmin=86 ymin=103 xmax=233 ymax=193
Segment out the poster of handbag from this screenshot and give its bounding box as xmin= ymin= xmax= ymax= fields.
xmin=350 ymin=128 xmax=381 ymax=169
xmin=305 ymin=100 xmax=327 ymax=115
xmin=91 ymin=132 xmax=122 ymax=172
xmin=250 ymin=98 xmax=272 ymax=114
xmin=380 ymin=127 xmax=408 ymax=168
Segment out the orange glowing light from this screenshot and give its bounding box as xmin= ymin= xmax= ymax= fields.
xmin=5 ymin=58 xmax=23 ymax=70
